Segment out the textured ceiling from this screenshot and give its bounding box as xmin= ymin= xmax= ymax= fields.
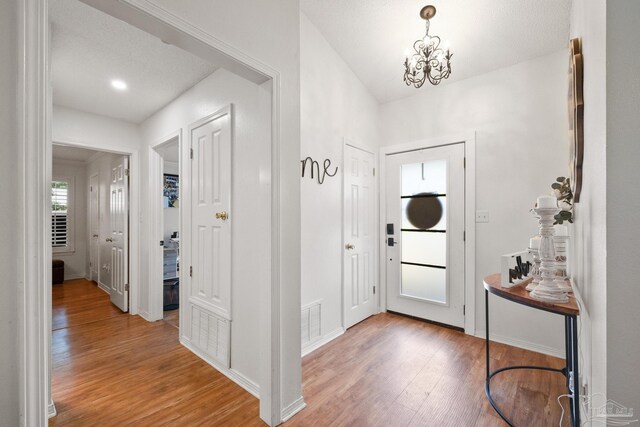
xmin=301 ymin=0 xmax=571 ymax=103
xmin=50 ymin=0 xmax=218 ymax=123
xmin=52 ymin=144 xmax=102 ymax=162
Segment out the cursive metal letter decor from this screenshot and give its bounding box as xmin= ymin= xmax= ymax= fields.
xmin=301 ymin=157 xmax=338 ymax=184
xmin=404 ymin=5 xmax=452 ymax=88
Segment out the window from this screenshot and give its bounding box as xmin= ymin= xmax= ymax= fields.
xmin=52 ymin=177 xmax=75 ymax=253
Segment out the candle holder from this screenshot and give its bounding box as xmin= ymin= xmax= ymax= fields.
xmin=554 ymin=234 xmax=572 ymax=292
xmin=526 ymin=247 xmax=541 ymax=292
xmin=530 ymin=207 xmax=569 ymax=303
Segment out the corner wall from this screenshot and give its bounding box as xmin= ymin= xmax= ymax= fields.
xmin=379 ymin=50 xmax=570 ymax=356
xmin=300 ymin=13 xmax=380 ymax=352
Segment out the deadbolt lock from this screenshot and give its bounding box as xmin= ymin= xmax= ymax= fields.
xmin=345 ymin=243 xmax=355 ymax=250
xmin=215 ymin=211 xmax=229 ymax=221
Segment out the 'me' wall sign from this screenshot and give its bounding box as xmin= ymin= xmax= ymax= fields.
xmin=301 ymin=157 xmax=338 ymax=184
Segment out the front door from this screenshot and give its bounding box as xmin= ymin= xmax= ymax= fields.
xmin=385 ymin=144 xmax=465 ymax=328
xmin=343 ymin=144 xmax=377 ymax=328
xmin=109 ymin=156 xmax=129 ymax=312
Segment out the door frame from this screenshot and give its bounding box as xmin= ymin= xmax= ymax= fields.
xmin=20 ymin=1 xmax=295 ymax=425
xmin=148 ymin=130 xmax=182 ymax=322
xmin=342 ymin=138 xmax=379 ymax=330
xmin=379 ymin=132 xmax=476 ymax=335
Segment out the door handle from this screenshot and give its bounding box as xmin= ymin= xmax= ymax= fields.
xmin=93 ymin=234 xmax=99 ymax=238
xmin=105 ymin=237 xmax=113 ymax=242
xmin=345 ymin=243 xmax=355 ymax=250
xmin=215 ymin=211 xmax=229 ymax=221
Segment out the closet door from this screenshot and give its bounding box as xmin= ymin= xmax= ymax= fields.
xmin=109 ymin=156 xmax=129 ymax=312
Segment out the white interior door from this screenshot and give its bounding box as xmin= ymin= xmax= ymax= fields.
xmin=189 ymin=109 xmax=232 ymax=367
xmin=343 ymin=144 xmax=377 ymax=328
xmin=109 ymin=156 xmax=129 ymax=312
xmin=89 ymin=173 xmax=100 ymax=282
xmin=385 ymin=144 xmax=465 ymax=328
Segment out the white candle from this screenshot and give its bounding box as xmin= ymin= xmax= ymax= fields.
xmin=537 ymin=195 xmax=558 ymax=208
xmin=530 ymin=235 xmax=541 ymax=249
xmin=554 ymin=224 xmax=568 ymax=236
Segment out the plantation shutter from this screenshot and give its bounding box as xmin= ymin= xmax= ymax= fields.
xmin=52 ymin=181 xmax=69 ymax=247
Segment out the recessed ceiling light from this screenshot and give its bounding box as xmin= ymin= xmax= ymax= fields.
xmin=111 ymin=79 xmax=127 ymax=91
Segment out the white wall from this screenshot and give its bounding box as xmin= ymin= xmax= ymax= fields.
xmin=140 ymin=67 xmax=271 ymax=390
xmin=569 ymin=0 xmax=607 ymax=409
xmin=380 ymin=50 xmax=569 ymax=355
xmin=300 ymin=13 xmax=380 ymax=351
xmin=52 ymin=159 xmax=88 ymax=280
xmin=0 ymin=0 xmax=19 ymax=421
xmin=163 ymin=161 xmax=179 ymax=242
xmin=606 ymin=0 xmax=640 ymax=413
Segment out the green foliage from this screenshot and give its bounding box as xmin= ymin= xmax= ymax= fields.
xmin=552 ymin=176 xmax=573 ymax=225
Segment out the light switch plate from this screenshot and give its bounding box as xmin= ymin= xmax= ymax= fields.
xmin=476 ymin=210 xmax=489 ymax=223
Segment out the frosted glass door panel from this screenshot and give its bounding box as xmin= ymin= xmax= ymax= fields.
xmin=401 ymin=232 xmax=446 ymax=266
xmin=401 ymin=264 xmax=446 ymax=303
xmin=401 ymin=160 xmax=447 ymax=196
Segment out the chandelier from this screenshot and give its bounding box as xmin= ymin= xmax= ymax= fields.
xmin=403 ymin=5 xmax=452 ymax=88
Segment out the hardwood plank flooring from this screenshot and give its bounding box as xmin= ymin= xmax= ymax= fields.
xmin=51 ymin=279 xmax=569 ymax=426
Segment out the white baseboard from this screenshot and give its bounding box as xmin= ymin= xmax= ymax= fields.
xmin=180 ymin=337 xmax=260 ymax=398
xmin=281 ymin=396 xmax=306 ymax=422
xmin=475 ymin=330 xmax=564 ymax=359
xmin=138 ymin=309 xmax=153 ymax=322
xmin=302 ymin=327 xmax=344 ymax=357
xmin=65 ymin=272 xmax=86 ymax=280
xmin=97 ymin=281 xmax=110 ymax=294
xmin=48 ymin=400 xmax=57 ymax=418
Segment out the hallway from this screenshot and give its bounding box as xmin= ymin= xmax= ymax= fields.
xmin=50 ymin=279 xmax=262 ymax=426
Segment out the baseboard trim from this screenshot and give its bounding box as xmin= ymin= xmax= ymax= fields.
xmin=302 ymin=327 xmax=344 ymax=357
xmin=180 ymin=337 xmax=260 ymax=398
xmin=48 ymin=400 xmax=57 ymax=418
xmin=281 ymin=396 xmax=306 ymax=422
xmin=475 ymin=330 xmax=564 ymax=358
xmin=64 ymin=272 xmax=86 ymax=280
xmin=97 ymin=281 xmax=110 ymax=294
xmin=138 ymin=309 xmax=152 ymax=322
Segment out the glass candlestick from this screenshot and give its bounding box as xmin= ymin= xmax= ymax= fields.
xmin=530 ymin=207 xmax=569 ymax=303
xmin=554 ymin=234 xmax=572 ymax=292
xmin=526 ymin=247 xmax=541 ymax=292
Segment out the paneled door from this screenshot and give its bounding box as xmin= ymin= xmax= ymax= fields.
xmin=385 ymin=144 xmax=465 ymax=328
xmin=89 ymin=173 xmax=100 ymax=282
xmin=109 ymin=156 xmax=129 ymax=312
xmin=190 ymin=109 xmax=232 ymax=322
xmin=343 ymin=144 xmax=377 ymax=328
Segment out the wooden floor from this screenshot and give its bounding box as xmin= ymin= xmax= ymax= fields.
xmin=51 ymin=279 xmax=570 ymax=426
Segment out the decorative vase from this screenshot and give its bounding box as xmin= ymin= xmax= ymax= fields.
xmin=553 ymin=231 xmax=572 ymax=292
xmin=526 ymin=246 xmax=541 ymax=292
xmin=530 ymin=206 xmax=569 ymax=303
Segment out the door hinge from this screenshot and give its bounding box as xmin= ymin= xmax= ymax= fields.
xmin=189 ymin=266 xmax=193 ymax=277
xmin=373 ymin=167 xmax=376 ymax=176
xmin=463 ymin=305 xmax=465 ymax=315
xmin=190 ymin=148 xmax=194 ymax=159
xmin=125 ymin=283 xmax=129 ymax=292
xmin=90 ymin=185 xmax=93 ymax=192
xmin=124 ymin=168 xmax=130 ymax=176
xmin=463 ymin=157 xmax=466 ymax=168
xmin=463 ymin=231 xmax=466 ymax=241
xmin=160 ymin=240 xmax=164 ymax=246
xmin=373 ymin=286 xmax=376 ymax=294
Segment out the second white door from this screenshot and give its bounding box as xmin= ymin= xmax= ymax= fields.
xmin=109 ymin=155 xmax=129 ymax=312
xmin=343 ymin=144 xmax=377 ymax=328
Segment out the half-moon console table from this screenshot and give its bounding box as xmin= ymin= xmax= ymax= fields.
xmin=483 ymin=273 xmax=580 ymax=426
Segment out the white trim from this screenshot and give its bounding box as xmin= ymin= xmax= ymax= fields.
xmin=475 ymin=330 xmax=564 ymax=359
xmin=63 ymin=273 xmax=86 ymax=281
xmin=302 ymin=327 xmax=345 ymax=357
xmin=24 ymin=1 xmax=288 ymax=425
xmin=149 ymin=129 xmax=182 ymax=322
xmin=48 ymin=401 xmax=57 ymax=419
xmin=378 ymin=132 xmax=477 ymax=335
xmin=180 ymin=338 xmax=260 ymax=397
xmin=97 ymin=282 xmax=110 ymax=295
xmin=281 ymin=396 xmax=307 ymax=423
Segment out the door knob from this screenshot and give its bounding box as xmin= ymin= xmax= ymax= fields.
xmin=345 ymin=243 xmax=355 ymax=250
xmin=93 ymin=234 xmax=99 ymax=238
xmin=215 ymin=211 xmax=229 ymax=221
xmin=105 ymin=237 xmax=113 ymax=242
